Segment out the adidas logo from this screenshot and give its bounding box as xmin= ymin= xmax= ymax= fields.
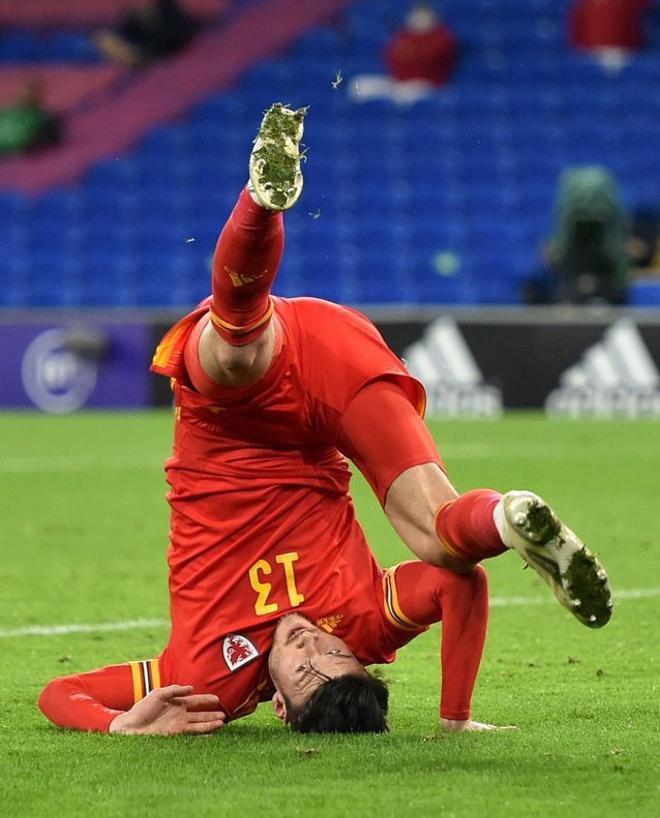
xmin=403 ymin=316 xmax=502 ymax=417
xmin=545 ymin=318 xmax=660 ymax=417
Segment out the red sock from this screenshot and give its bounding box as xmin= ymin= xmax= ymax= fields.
xmin=435 ymin=489 xmax=507 ymax=562
xmin=210 ymin=187 xmax=284 ymax=346
xmin=393 ymin=561 xmax=489 ymax=721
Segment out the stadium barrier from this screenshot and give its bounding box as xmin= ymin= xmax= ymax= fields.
xmin=371 ymin=306 xmax=660 ymax=418
xmin=1 ymin=312 xmax=153 ymax=413
xmin=2 ymin=306 xmax=660 ymax=416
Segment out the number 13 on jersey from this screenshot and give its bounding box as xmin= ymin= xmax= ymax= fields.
xmin=248 ymin=552 xmax=305 ymax=616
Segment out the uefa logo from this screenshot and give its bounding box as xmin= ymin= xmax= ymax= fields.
xmin=20 ymin=328 xmax=99 ymax=413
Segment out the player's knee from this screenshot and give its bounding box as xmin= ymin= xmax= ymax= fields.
xmin=208 ymin=333 xmax=260 ymax=373
xmin=438 ymin=562 xmax=488 ymax=595
xmin=431 ymin=547 xmax=476 ymax=574
xmin=200 ymin=320 xmax=272 ymax=386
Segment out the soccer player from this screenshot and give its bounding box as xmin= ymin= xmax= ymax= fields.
xmin=38 ymin=104 xmax=612 ymax=736
xmin=39 ymin=563 xmax=491 ymax=735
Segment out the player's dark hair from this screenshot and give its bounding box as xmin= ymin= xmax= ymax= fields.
xmin=285 ymin=673 xmax=389 ymax=734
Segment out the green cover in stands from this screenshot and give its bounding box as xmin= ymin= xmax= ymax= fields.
xmin=0 ymin=103 xmax=48 ymax=155
xmin=553 ymin=165 xmax=629 ymax=295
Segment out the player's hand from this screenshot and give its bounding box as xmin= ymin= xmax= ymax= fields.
xmin=109 ymin=685 xmax=226 ymax=736
xmin=441 ymin=718 xmax=517 ymax=732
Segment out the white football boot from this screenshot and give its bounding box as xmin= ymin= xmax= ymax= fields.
xmin=248 ymin=102 xmax=307 ymax=211
xmin=494 ymin=491 xmax=613 ymax=628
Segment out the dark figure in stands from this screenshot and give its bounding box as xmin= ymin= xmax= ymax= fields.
xmin=0 ymin=79 xmax=63 ymax=157
xmin=548 ymin=167 xmax=629 ymax=305
xmin=628 ymin=209 xmax=660 ymax=273
xmin=95 ymin=0 xmax=198 ymax=68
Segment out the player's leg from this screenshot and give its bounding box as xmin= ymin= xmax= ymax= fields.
xmin=195 ymin=103 xmax=306 ymax=388
xmin=339 ymin=380 xmax=508 ymax=570
xmin=384 ymin=464 xmax=506 ymax=571
xmin=382 ymin=561 xmax=489 ymax=723
xmin=388 ymin=466 xmax=612 ymax=629
xmin=38 ymin=658 xmax=161 ymax=732
xmin=339 ymin=379 xmax=612 ymax=627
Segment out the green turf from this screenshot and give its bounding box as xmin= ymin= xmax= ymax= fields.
xmin=1 ymin=412 xmax=659 ymax=818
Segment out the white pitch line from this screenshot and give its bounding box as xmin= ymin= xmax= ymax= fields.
xmin=2 ymin=444 xmax=658 ymax=474
xmin=1 ymin=588 xmax=659 ymax=639
xmin=489 ymin=587 xmax=660 ymax=607
xmin=0 ymin=618 xmax=168 ymax=639
xmin=0 ymin=454 xmax=164 ymax=474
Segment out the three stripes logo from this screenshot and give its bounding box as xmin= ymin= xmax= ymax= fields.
xmin=403 ymin=316 xmax=502 ymax=417
xmin=545 ymin=318 xmax=660 ymax=417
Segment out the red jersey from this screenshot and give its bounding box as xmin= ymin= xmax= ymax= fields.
xmin=570 ymin=0 xmax=650 ymax=50
xmin=385 ymin=25 xmax=458 ymax=85
xmin=150 ymin=296 xmax=426 ymax=720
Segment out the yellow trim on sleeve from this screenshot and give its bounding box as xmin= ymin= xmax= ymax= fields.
xmin=416 ymin=387 xmax=427 ymax=418
xmin=152 ymin=324 xmax=189 ymax=369
xmin=382 ymin=568 xmax=424 ymax=631
xmin=129 ymin=661 xmax=143 ymax=704
xmin=388 ymin=569 xmax=423 ymax=629
xmin=149 ymin=659 xmax=161 ymax=691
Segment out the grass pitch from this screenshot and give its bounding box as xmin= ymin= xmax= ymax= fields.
xmin=1 ymin=412 xmax=659 ymax=818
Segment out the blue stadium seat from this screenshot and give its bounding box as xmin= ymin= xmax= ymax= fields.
xmin=0 ymin=30 xmax=40 ymax=62
xmin=2 ymin=0 xmax=659 ymax=308
xmin=415 ymin=273 xmax=478 ymax=305
xmin=40 ymin=31 xmax=100 ymax=63
xmin=629 ymin=280 xmax=660 ymax=307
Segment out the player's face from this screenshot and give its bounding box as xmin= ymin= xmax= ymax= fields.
xmin=268 ymin=613 xmax=366 ymax=716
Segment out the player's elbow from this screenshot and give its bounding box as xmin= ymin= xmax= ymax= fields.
xmin=38 ymin=678 xmax=58 ymax=715
xmin=38 ymin=677 xmax=67 ymax=725
xmin=470 ymin=563 xmax=489 ymax=590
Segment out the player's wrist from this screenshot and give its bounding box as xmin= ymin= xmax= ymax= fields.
xmin=440 ymin=717 xmax=470 ymax=731
xmin=108 ymin=712 xmax=132 ymax=734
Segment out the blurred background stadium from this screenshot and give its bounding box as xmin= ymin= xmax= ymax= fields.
xmin=1 ymin=0 xmax=660 ymax=414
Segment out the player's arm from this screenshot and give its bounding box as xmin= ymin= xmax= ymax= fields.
xmin=388 ymin=562 xmax=515 ymax=732
xmin=336 ymin=380 xmax=467 ymax=571
xmin=38 ymin=665 xmax=225 ymax=735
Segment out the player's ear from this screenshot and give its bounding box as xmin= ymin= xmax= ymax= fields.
xmin=271 ymin=690 xmax=288 ymax=724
